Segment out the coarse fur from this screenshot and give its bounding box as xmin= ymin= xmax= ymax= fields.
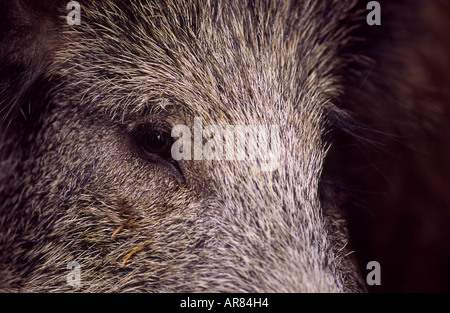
xmin=0 ymin=0 xmax=449 ymax=292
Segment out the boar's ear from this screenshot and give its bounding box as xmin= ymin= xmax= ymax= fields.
xmin=0 ymin=0 xmax=65 ymax=129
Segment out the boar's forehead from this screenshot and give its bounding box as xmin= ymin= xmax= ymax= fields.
xmin=51 ymin=1 xmax=353 ymax=126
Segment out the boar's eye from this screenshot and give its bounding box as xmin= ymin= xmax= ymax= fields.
xmin=133 ymin=127 xmax=184 ymax=182
xmin=138 ymin=131 xmax=172 ymax=158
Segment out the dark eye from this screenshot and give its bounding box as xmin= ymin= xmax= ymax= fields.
xmin=133 ymin=127 xmax=184 ymax=182
xmin=139 ymin=131 xmax=172 ymax=158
